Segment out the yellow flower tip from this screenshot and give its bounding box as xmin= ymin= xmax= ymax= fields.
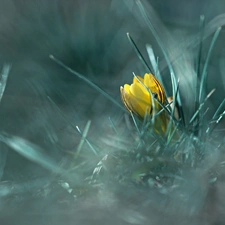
xmin=120 ymin=73 xmax=179 ymax=139
xmin=120 ymin=84 xmax=149 ymax=118
xmin=120 ymin=73 xmax=166 ymax=119
xmin=143 ymin=73 xmax=166 ymax=104
xmin=133 ymin=75 xmax=144 ymax=84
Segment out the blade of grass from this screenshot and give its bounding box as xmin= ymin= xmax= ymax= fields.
xmin=199 ymin=27 xmax=221 ymax=104
xmin=166 ymin=79 xmax=180 ymax=142
xmin=146 ymin=44 xmax=158 ymax=75
xmin=47 ymin=96 xmax=98 ymax=155
xmin=206 ymin=103 xmax=225 ymax=135
xmin=216 ymin=113 xmax=225 ymax=124
xmin=189 ymin=89 xmax=215 ymax=124
xmin=212 ymin=98 xmax=225 ymax=120
xmin=141 ymin=108 xmax=152 ymax=134
xmin=0 ymin=64 xmax=11 ymax=103
xmin=146 ymin=44 xmax=169 ymax=97
xmin=76 ymin=125 xmax=98 ymax=155
xmin=193 ymin=15 xmax=205 ymax=136
xmin=108 ymin=117 xmax=119 ymax=135
xmin=135 ymin=0 xmax=185 ymax=126
xmin=0 ymin=133 xmax=65 ymax=175
xmin=166 ymin=122 xmax=180 ymax=146
xmin=195 ymin=15 xmax=205 ymax=105
xmin=130 ymin=110 xmax=141 ymax=135
xmin=49 ymin=55 xmax=126 ymax=112
xmin=76 ymin=120 xmax=91 ymax=155
xmin=205 ymin=98 xmax=225 ymax=134
xmin=127 ymin=33 xmax=154 ymax=74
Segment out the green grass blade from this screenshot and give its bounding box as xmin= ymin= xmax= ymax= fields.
xmin=76 ymin=120 xmax=92 ymax=155
xmin=206 ymin=98 xmax=225 ymax=134
xmin=49 ymin=55 xmax=126 ymax=112
xmin=146 ymin=44 xmax=169 ymax=97
xmin=199 ymin=27 xmax=221 ymax=104
xmin=0 ymin=64 xmax=11 ymax=103
xmin=189 ymin=89 xmax=215 ymax=124
xmin=135 ymin=0 xmax=185 ymax=126
xmin=130 ymin=110 xmax=141 ymax=135
xmin=108 ymin=117 xmax=119 ymax=135
xmin=47 ymin=96 xmax=98 ymax=155
xmin=76 ymin=125 xmax=98 ymax=155
xmin=193 ymin=15 xmax=205 ymax=136
xmin=127 ymin=33 xmax=154 ymax=74
xmin=166 ymin=79 xmax=180 ymax=139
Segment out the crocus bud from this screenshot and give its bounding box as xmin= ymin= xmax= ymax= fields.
xmin=120 ymin=73 xmax=165 ymax=118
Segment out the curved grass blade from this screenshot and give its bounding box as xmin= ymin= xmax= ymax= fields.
xmin=195 ymin=15 xmax=205 ymax=104
xmin=108 ymin=117 xmax=119 ymax=136
xmin=166 ymin=79 xmax=180 ymax=141
xmin=49 ymin=55 xmax=126 ymax=112
xmin=0 ymin=133 xmax=65 ymax=175
xmin=206 ymin=98 xmax=225 ymax=134
xmin=193 ymin=15 xmax=205 ymax=136
xmin=0 ymin=64 xmax=11 ymax=103
xmin=199 ymin=27 xmax=221 ymax=104
xmin=130 ymin=110 xmax=141 ymax=135
xmin=212 ymin=98 xmax=225 ymax=120
xmin=76 ymin=125 xmax=98 ymax=156
xmin=127 ymin=33 xmax=154 ymax=74
xmin=189 ymin=89 xmax=215 ymax=124
xmin=166 ymin=122 xmax=180 ymax=146
xmin=135 ymin=0 xmax=185 ymax=126
xmin=47 ymin=96 xmax=98 ymax=155
xmin=135 ymin=2 xmax=176 ymax=98
xmin=76 ymin=120 xmax=92 ymax=155
xmin=146 ymin=44 xmax=169 ymax=97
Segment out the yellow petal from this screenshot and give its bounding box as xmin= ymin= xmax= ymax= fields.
xmin=121 ymin=73 xmax=166 ymax=118
xmin=143 ymin=73 xmax=165 ymax=103
xmin=121 ymin=86 xmax=149 ymax=117
xmin=124 ymin=84 xmax=131 ymax=94
xmin=133 ymin=75 xmax=144 ymax=84
xmin=143 ymin=73 xmax=154 ymax=88
xmin=130 ymin=82 xmax=149 ymax=101
xmin=129 ymin=96 xmax=150 ymax=117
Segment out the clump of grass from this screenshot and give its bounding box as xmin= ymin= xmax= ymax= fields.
xmin=1 ymin=3 xmax=225 ymax=221
xmin=45 ymin=7 xmax=225 ymax=197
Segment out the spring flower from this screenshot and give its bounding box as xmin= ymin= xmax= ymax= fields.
xmin=120 ymin=73 xmax=169 ymax=135
xmin=120 ymin=73 xmax=165 ymax=118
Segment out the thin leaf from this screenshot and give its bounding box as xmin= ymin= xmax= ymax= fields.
xmin=49 ymin=55 xmax=126 ymax=112
xmin=0 ymin=64 xmax=11 ymax=103
xmin=146 ymin=44 xmax=169 ymax=97
xmin=109 ymin=117 xmax=119 ymax=135
xmin=47 ymin=96 xmax=98 ymax=155
xmin=76 ymin=125 xmax=98 ymax=155
xmin=127 ymin=33 xmax=153 ymax=74
xmin=76 ymin=120 xmax=92 ymax=155
xmin=0 ymin=133 xmax=64 ymax=175
xmin=166 ymin=79 xmax=180 ymax=139
xmin=189 ymin=89 xmax=215 ymax=124
xmin=130 ymin=110 xmax=141 ymax=135
xmin=199 ymin=27 xmax=221 ymax=103
xmin=135 ymin=0 xmax=185 ymax=126
xmin=193 ymin=15 xmax=205 ymax=137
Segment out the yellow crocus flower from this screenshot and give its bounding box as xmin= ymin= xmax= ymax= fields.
xmin=120 ymin=73 xmax=169 ymax=135
xmin=120 ymin=73 xmax=165 ymax=118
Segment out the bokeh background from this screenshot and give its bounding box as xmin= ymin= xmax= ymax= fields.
xmin=0 ymin=0 xmax=225 ymax=224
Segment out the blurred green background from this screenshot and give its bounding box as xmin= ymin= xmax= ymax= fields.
xmin=0 ymin=0 xmax=224 ymax=181
xmin=0 ymin=2 xmax=225 ymax=222
xmin=0 ymin=0 xmax=225 ymax=224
